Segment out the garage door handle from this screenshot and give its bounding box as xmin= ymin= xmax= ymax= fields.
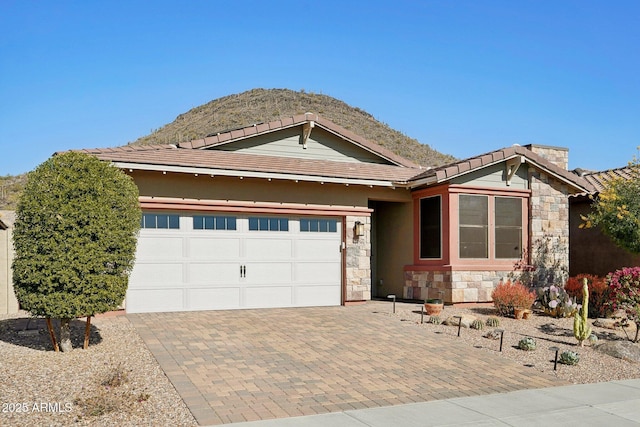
xmin=240 ymin=265 xmax=246 ymax=278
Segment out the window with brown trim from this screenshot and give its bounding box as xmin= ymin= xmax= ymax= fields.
xmin=459 ymin=195 xmax=489 ymax=258
xmin=495 ymin=197 xmax=522 ymax=258
xmin=419 ymin=196 xmax=442 ymax=259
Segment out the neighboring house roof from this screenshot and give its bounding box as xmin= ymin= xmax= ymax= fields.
xmin=177 ymin=113 xmax=421 ymax=169
xmin=408 ymin=145 xmax=595 ymax=193
xmin=580 ymin=166 xmax=633 ymax=193
xmin=79 ymin=145 xmax=421 ymax=187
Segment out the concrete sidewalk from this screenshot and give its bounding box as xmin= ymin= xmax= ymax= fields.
xmin=227 ymin=379 xmax=640 ymax=427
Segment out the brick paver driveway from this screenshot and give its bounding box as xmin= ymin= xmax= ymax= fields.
xmin=128 ymin=301 xmax=565 ymax=425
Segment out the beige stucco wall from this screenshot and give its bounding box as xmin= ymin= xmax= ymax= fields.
xmin=0 ymin=211 xmax=18 ymax=314
xmin=129 ymin=171 xmax=412 ymax=206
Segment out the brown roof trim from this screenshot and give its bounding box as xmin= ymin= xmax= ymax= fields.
xmin=84 ymin=146 xmax=421 ymax=185
xmin=409 ymin=145 xmax=595 ymax=193
xmin=177 ymin=113 xmax=420 ymax=169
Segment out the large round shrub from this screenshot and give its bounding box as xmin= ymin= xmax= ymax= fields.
xmin=12 ymin=152 xmax=141 ymax=350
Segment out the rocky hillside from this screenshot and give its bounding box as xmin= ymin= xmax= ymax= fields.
xmin=0 ymin=174 xmax=27 ymax=210
xmin=132 ymin=88 xmax=455 ymax=167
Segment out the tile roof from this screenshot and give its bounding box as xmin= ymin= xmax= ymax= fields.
xmin=580 ymin=166 xmax=634 ymax=193
xmin=409 ymin=145 xmax=595 ymax=193
xmin=80 ymin=145 xmax=422 ymax=184
xmin=177 ymin=113 xmax=420 ymax=169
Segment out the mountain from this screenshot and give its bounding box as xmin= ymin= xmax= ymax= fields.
xmin=0 ymin=174 xmax=28 ymax=210
xmin=131 ymin=88 xmax=455 ymax=167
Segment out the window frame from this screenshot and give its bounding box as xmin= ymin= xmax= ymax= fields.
xmin=419 ymin=195 xmax=443 ymax=259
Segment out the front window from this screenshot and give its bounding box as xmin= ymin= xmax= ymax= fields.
xmin=419 ymin=196 xmax=442 ymax=259
xmin=459 ymin=195 xmax=489 ymax=258
xmin=495 ymin=197 xmax=522 ymax=258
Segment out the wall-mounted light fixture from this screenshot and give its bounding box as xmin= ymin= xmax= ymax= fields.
xmin=354 ymin=221 xmax=365 ymax=237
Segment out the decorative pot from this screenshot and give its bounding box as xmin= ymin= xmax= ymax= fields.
xmin=424 ymin=299 xmax=444 ymax=316
xmin=522 ymin=309 xmax=532 ymax=320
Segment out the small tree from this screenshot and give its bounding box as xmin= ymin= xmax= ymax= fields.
xmin=12 ymin=152 xmax=141 ymax=351
xmin=605 ymin=267 xmax=640 ymax=342
xmin=581 ymin=157 xmax=640 ymax=254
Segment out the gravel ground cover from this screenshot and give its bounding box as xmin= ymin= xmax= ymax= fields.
xmin=1 ymin=303 xmax=638 ymax=426
xmin=0 ymin=311 xmax=197 ymax=427
xmin=385 ymin=302 xmax=640 ymax=385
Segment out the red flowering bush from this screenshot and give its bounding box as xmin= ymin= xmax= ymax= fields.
xmin=605 ymin=267 xmax=640 ymax=342
xmin=565 ymin=274 xmax=608 ymax=318
xmin=491 ymin=279 xmax=536 ymax=317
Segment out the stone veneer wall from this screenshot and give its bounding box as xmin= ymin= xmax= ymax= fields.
xmin=528 ymin=168 xmax=570 ymax=285
xmin=345 ymin=215 xmax=371 ymax=302
xmin=525 ymin=144 xmax=568 ymax=170
xmin=404 ymin=270 xmax=513 ymax=303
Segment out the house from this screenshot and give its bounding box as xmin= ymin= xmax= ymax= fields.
xmin=0 ymin=210 xmax=18 ymax=314
xmin=569 ymin=167 xmax=640 ymax=277
xmin=76 ymin=113 xmax=593 ymax=313
xmin=1 ymin=113 xmax=593 ymax=314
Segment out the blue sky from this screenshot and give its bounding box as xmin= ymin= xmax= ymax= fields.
xmin=1 ymin=0 xmax=638 ymax=175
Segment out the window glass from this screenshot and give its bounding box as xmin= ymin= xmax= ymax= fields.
xmin=141 ymin=214 xmax=179 ymax=229
xmin=249 ymin=217 xmax=289 ymax=231
xmin=459 ymin=195 xmax=488 ymax=258
xmin=495 ymin=197 xmax=522 ymax=258
xmin=419 ymin=196 xmax=441 ymax=259
xmin=300 ymin=218 xmax=337 ymax=233
xmin=193 ymin=215 xmax=237 ymax=231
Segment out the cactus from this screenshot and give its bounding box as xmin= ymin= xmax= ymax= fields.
xmin=559 ymin=350 xmax=580 ymax=365
xmin=429 ymin=315 xmax=441 ymax=325
xmin=517 ymin=337 xmax=536 ymax=351
xmin=486 ymin=317 xmax=500 ymax=327
xmin=471 ymin=319 xmax=484 ymax=330
xmin=588 ymin=333 xmax=598 ymax=345
xmin=573 ymin=278 xmax=592 ymax=347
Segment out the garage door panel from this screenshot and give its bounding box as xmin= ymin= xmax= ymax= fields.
xmin=127 ymin=289 xmax=184 ymax=313
xmin=189 ymin=238 xmax=240 ymax=259
xmin=295 ymin=262 xmax=341 ymax=283
xmin=295 ymin=285 xmax=341 ymax=306
xmin=187 ymin=288 xmax=240 ymax=310
xmin=188 ymin=262 xmax=239 ymax=284
xmin=295 ymin=239 xmax=340 ymax=260
xmin=245 ymin=263 xmax=292 ymax=283
xmin=129 ymin=263 xmax=183 ymax=286
xmin=245 ymin=238 xmax=292 ymax=259
xmin=136 ymin=236 xmax=183 ymax=259
xmin=244 ymin=286 xmax=292 ymax=308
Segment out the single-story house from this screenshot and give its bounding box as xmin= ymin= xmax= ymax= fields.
xmin=0 ymin=113 xmax=595 ymax=314
xmin=76 ymin=113 xmax=593 ymax=313
xmin=0 ymin=210 xmax=18 ymax=314
xmin=569 ymin=167 xmax=640 ymax=276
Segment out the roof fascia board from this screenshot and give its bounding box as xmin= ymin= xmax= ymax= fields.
xmin=409 ymin=154 xmax=591 ymax=193
xmin=112 ymin=161 xmax=407 ymax=188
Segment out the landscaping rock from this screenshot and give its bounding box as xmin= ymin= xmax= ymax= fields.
xmin=593 ymin=318 xmax=622 ymax=329
xmin=444 ymin=315 xmax=476 ymax=328
xmin=595 ymin=341 xmax=640 ymax=363
xmin=483 ymin=330 xmax=502 ymax=340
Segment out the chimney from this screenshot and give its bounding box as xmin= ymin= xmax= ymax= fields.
xmin=523 ymin=144 xmax=568 ymax=170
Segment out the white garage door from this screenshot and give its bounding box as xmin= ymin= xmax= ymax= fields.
xmin=126 ymin=213 xmax=342 ymax=313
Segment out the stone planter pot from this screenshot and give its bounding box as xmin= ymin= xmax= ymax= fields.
xmin=424 ymin=299 xmax=444 ymax=316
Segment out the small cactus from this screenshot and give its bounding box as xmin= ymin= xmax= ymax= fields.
xmin=486 ymin=317 xmax=500 ymax=327
xmin=429 ymin=315 xmax=441 ymax=325
xmin=588 ymin=333 xmax=598 ymax=345
xmin=559 ymin=350 xmax=580 ymax=365
xmin=573 ymin=278 xmax=592 ymax=347
xmin=517 ymin=337 xmax=537 ymax=351
xmin=471 ymin=319 xmax=484 ymax=330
